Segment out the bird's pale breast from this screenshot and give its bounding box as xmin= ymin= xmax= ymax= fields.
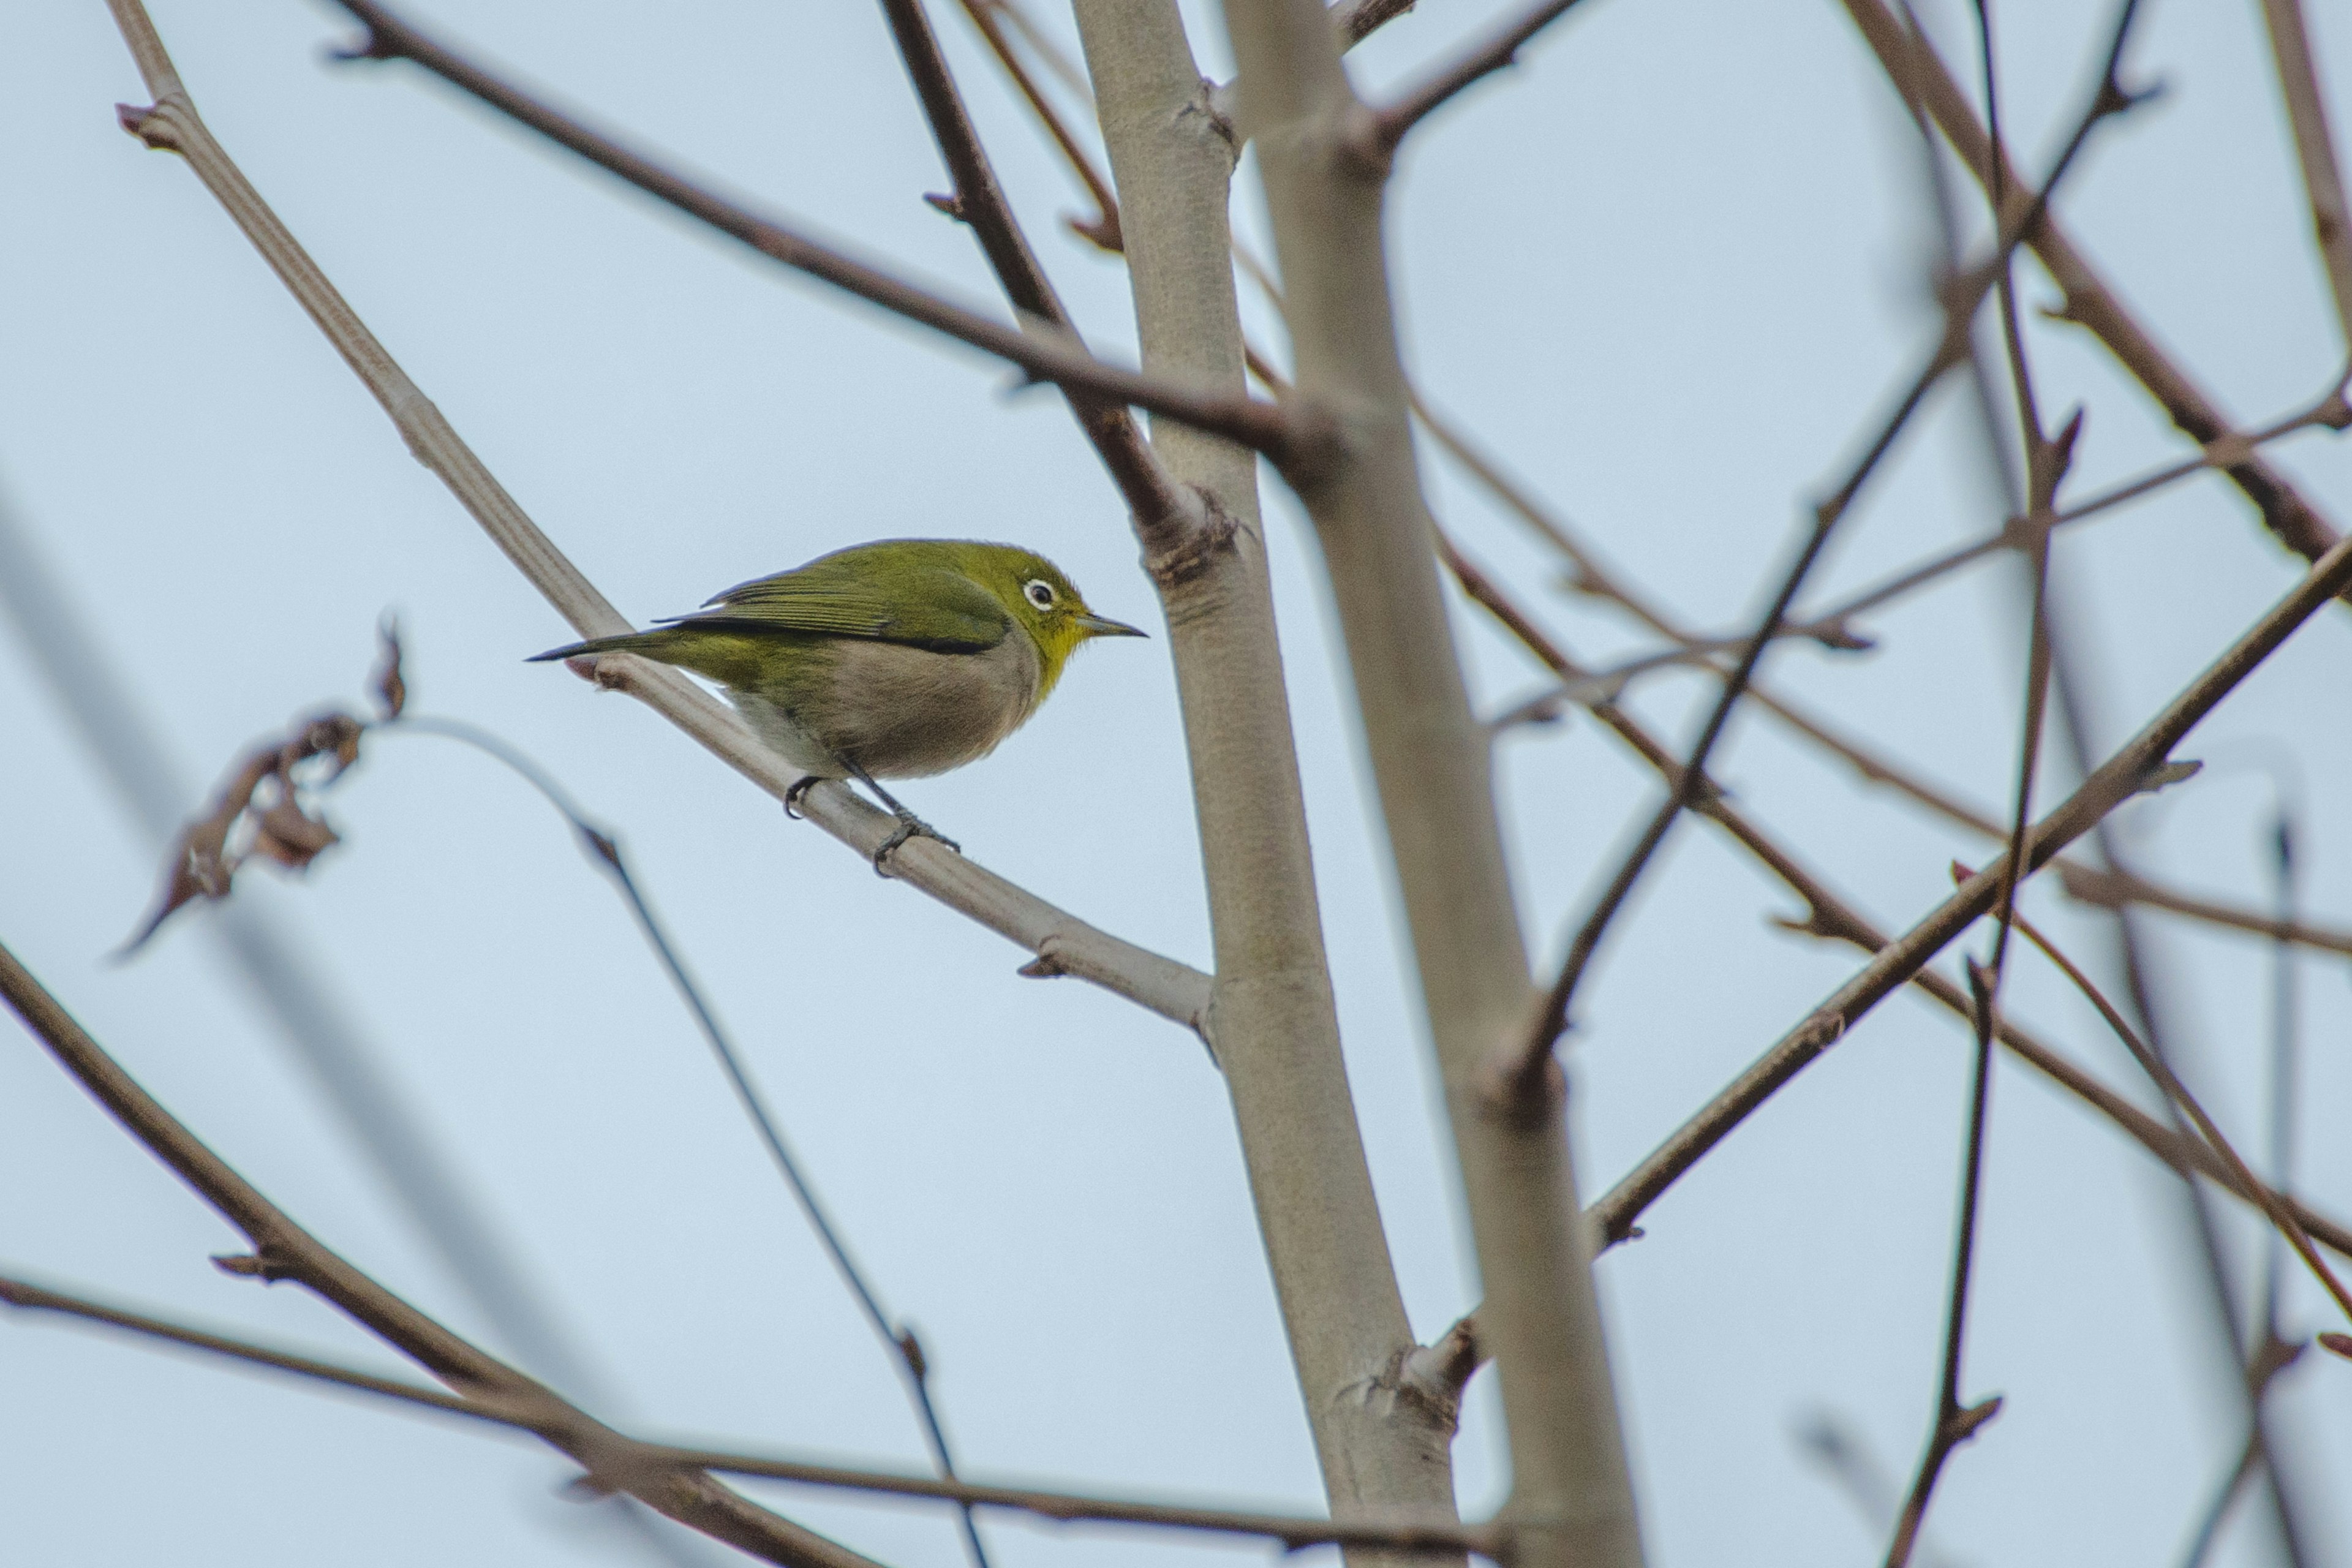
xmin=730 ymin=633 xmax=1043 ymax=780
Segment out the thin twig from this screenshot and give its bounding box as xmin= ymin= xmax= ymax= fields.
xmin=1880 ymin=9 xmax=2122 ymax=1551
xmin=1841 ymin=0 xmax=2348 ymax=570
xmin=2007 ymin=904 xmax=2352 ymax=1327
xmin=0 ymin=938 xmax=884 ymax=1568
xmin=1507 ymin=342 xmax=1953 ymax=1092
xmin=98 ymin=0 xmax=1213 ymax=1036
xmin=0 ymin=1273 xmax=1503 ymax=1559
xmin=2257 ymin=0 xmax=2352 ymax=346
xmin=384 ymin=716 xmax=987 ymax=1564
xmin=1594 ymin=516 xmax=2352 ymax=1248
xmin=1437 ymin=538 xmax=2352 ymax=1266
xmin=882 ymin=0 xmax=1183 ymax=566
xmin=951 ymin=0 xmax=1121 ymax=250
xmin=1363 ymin=0 xmax=1600 ymax=158
xmin=316 ymin=2 xmax=1317 ymax=471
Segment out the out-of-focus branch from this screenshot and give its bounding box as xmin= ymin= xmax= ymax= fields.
xmin=2258 ymin=0 xmax=2352 ymax=346
xmin=2009 ymin=907 xmax=2352 ymax=1329
xmin=2056 ymin=862 xmax=2352 ymax=959
xmin=99 ymin=0 xmax=1212 ymax=1038
xmin=0 ymin=944 xmax=883 ymax=1568
xmin=320 ymin=1 xmax=1317 ymax=470
xmin=1362 ymin=0 xmax=1600 ymax=157
xmin=384 ymin=715 xmax=988 ymax=1563
xmin=1221 ymin=6 xmax=1642 ymax=1567
xmin=1839 ymin=0 xmax=2347 ymax=570
xmin=0 ymin=1273 xmax=1501 ymax=1558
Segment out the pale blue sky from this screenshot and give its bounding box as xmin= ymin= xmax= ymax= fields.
xmin=4 ymin=2 xmax=2348 ymax=1566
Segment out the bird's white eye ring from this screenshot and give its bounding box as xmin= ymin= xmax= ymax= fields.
xmin=1023 ymin=579 xmax=1057 ymax=610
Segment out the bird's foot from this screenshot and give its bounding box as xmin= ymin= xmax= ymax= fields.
xmin=873 ymin=811 xmax=960 ymax=874
xmin=783 ymin=776 xmax=821 ymax=820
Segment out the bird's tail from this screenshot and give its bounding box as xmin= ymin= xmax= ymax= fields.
xmin=526 ymin=628 xmax=673 ymax=663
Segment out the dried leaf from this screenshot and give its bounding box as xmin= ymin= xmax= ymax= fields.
xmin=371 ymin=616 xmax=407 ymax=720
xmin=123 ymin=644 xmax=385 ymax=952
xmin=249 ymin=796 xmax=340 ymax=871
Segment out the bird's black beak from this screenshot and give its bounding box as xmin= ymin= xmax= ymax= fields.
xmin=1078 ymin=614 xmax=1148 ymax=639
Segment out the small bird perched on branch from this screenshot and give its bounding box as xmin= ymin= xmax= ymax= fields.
xmin=533 ymin=538 xmax=1146 ymax=866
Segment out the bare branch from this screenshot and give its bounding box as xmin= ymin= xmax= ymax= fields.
xmin=1584 ymin=522 xmax=2352 ymax=1241
xmin=1219 ymin=5 xmax=1640 ymax=1564
xmin=0 ymin=940 xmax=884 ymax=1568
xmin=0 ymin=1273 xmax=1502 ymax=1558
xmin=2007 ymin=905 xmax=2352 ymax=1327
xmin=1840 ymin=0 xmax=2348 ymax=571
xmin=1072 ymin=4 xmax=1463 ymax=1558
xmin=2258 ymin=0 xmax=2352 ymax=346
xmin=311 ymin=1 xmax=1316 ymax=469
xmin=1363 ymin=0 xmax=1600 ymax=157
xmin=98 ymin=0 xmax=1212 ymax=1038
xmin=881 ymin=0 xmax=1188 ymax=562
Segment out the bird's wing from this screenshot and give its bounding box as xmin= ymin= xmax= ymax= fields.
xmin=665 ymin=557 xmax=1011 ymax=654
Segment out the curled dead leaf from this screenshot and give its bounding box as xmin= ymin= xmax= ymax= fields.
xmin=371 ymin=615 xmax=407 ymax=720
xmin=123 ymin=647 xmax=387 ymax=952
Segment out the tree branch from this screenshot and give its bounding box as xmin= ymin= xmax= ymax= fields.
xmin=1579 ymin=522 xmax=2352 ymax=1242
xmin=99 ymin=0 xmax=1213 ymax=1039
xmin=315 ymin=0 xmax=1318 ymax=470
xmin=1839 ymin=0 xmax=2348 ymax=571
xmin=2257 ymin=0 xmax=2352 ymax=347
xmin=1219 ymin=6 xmax=1642 ymax=1566
xmin=0 ymin=1273 xmax=1502 ymax=1558
xmin=1071 ymin=7 xmax=1461 ymax=1561
xmin=0 ymin=941 xmax=884 ymax=1568
xmin=1363 ymin=0 xmax=1601 ymax=158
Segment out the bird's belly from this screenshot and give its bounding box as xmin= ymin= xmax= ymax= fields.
xmin=737 ymin=636 xmax=1039 ymax=780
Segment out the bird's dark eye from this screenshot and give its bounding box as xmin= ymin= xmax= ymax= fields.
xmin=1023 ymin=579 xmax=1057 ymax=610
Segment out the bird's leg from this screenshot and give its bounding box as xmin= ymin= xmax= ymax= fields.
xmin=783 ymin=775 xmax=821 ymax=820
xmin=842 ymin=760 xmax=960 ymax=871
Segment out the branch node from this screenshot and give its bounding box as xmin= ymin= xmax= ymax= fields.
xmin=2135 ymin=757 xmax=2201 ymax=797
xmin=1144 ymin=488 xmax=1242 ymax=589
xmin=211 ymin=1248 xmax=301 ymax=1284
xmin=115 ymin=100 xmax=180 ymax=152
xmin=1017 ymin=948 xmax=1066 ymax=979
xmin=1943 ymin=1393 xmax=2003 ymax=1444
xmin=922 ymin=190 xmax=967 ymax=222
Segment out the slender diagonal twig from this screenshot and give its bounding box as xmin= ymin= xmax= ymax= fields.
xmin=880 ymin=0 xmax=1180 ymax=570
xmin=2007 ymin=904 xmax=2352 ymax=1325
xmin=1364 ymin=0 xmax=1600 ymax=157
xmin=951 ymin=0 xmax=1121 ymax=250
xmin=1507 ymin=0 xmax=2151 ymax=1087
xmin=383 ymin=715 xmax=987 ymax=1566
xmin=1438 ymin=538 xmax=2352 ymax=1267
xmin=1841 ymin=0 xmax=2346 ymax=571
xmin=0 ymin=1273 xmax=1501 ymax=1558
xmin=318 ymin=1 xmax=1314 ymax=470
xmin=1880 ymin=11 xmax=2132 ymax=1558
xmin=0 ymin=939 xmax=886 ymax=1568
xmin=98 ymin=0 xmax=1213 ymax=1036
xmin=2258 ymin=0 xmax=2352 ymax=346
xmin=1504 ymin=352 xmax=1949 ymax=1094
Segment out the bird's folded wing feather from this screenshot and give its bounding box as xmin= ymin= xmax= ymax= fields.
xmin=663 ymin=560 xmax=1010 ymax=654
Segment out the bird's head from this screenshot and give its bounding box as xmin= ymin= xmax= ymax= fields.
xmin=965 ymin=544 xmax=1147 ymax=693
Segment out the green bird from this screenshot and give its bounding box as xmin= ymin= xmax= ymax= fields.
xmin=532 ymin=538 xmax=1147 ymax=864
